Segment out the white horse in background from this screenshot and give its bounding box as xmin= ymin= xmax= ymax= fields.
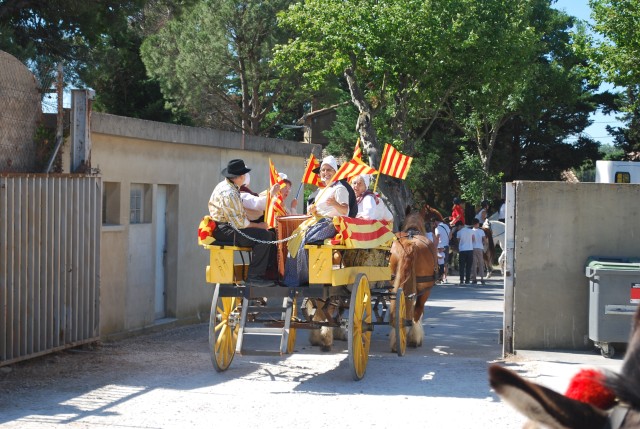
xmin=484 ymin=214 xmax=505 ymax=275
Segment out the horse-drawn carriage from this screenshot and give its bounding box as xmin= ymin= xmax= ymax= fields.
xmin=201 ymin=211 xmax=437 ymax=380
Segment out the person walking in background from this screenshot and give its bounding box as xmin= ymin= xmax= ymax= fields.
xmin=433 ymin=217 xmax=451 ymax=283
xmin=456 ymin=220 xmax=474 ymax=285
xmin=450 ymin=197 xmax=465 ymax=227
xmin=475 ymin=200 xmax=489 ymax=225
xmin=470 ymin=218 xmax=487 ymax=284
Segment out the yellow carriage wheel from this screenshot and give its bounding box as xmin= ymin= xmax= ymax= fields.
xmin=395 ymin=288 xmax=407 ymax=357
xmin=287 ymin=298 xmax=297 ymax=354
xmin=348 ymin=273 xmax=372 ymax=381
xmin=209 ymin=284 xmax=240 ymax=372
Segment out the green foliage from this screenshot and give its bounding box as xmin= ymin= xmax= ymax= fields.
xmin=454 ymin=148 xmax=503 ymax=205
xmin=140 ymin=0 xmax=309 ymax=134
xmin=323 ymin=102 xmax=359 ymax=158
xmin=599 ymin=143 xmax=625 ymax=160
xmin=33 ymin=125 xmax=62 ymax=173
xmin=0 ymin=0 xmax=145 ymax=87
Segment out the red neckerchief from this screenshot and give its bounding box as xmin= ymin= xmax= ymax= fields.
xmin=357 ymin=190 xmax=375 ymax=205
xmin=239 ymin=185 xmax=258 ymax=197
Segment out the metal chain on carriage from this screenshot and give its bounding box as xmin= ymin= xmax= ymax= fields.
xmin=227 ymin=223 xmax=304 ymax=245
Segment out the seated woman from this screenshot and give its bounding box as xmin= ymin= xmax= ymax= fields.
xmin=283 ymin=155 xmax=350 ymax=287
xmin=349 ymin=174 xmax=393 ymax=222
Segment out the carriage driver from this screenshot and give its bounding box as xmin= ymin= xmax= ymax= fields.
xmin=208 ymin=159 xmax=277 ymax=287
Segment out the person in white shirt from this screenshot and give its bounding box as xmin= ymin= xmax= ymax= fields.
xmin=456 ymin=220 xmax=474 ymax=285
xmin=239 ymin=172 xmax=281 ymax=221
xmin=433 ymin=218 xmax=451 ymax=283
xmin=470 ymin=218 xmax=487 ymax=284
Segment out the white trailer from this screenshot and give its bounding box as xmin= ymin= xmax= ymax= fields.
xmin=595 ymin=160 xmax=640 ymax=183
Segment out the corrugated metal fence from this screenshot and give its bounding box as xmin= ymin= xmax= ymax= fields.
xmin=0 ymin=174 xmax=101 ymax=366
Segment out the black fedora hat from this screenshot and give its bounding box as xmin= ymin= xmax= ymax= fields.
xmin=222 ymin=159 xmax=251 ymax=178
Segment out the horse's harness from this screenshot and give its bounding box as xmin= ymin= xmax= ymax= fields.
xmin=395 ymin=228 xmax=437 ymax=290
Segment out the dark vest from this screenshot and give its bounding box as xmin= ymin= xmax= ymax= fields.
xmin=340 ymin=179 xmax=358 ymax=217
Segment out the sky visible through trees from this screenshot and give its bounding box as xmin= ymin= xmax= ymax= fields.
xmin=553 ymin=0 xmax=621 ymax=146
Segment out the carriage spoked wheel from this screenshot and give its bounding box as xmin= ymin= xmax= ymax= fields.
xmin=209 ymin=283 xmax=240 ymax=372
xmin=286 ymin=297 xmax=297 ymax=354
xmin=348 ymin=273 xmax=372 ymax=381
xmin=395 ymin=288 xmax=407 ymax=357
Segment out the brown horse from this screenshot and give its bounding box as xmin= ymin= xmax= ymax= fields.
xmin=389 ymin=210 xmax=438 ymax=351
xmin=420 ymin=204 xmax=444 ymax=223
xmin=489 ymin=303 xmax=640 ymax=428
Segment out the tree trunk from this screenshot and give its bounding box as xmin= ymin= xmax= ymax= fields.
xmin=344 ymin=66 xmax=412 ymax=229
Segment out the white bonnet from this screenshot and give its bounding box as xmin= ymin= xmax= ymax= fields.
xmin=320 ymin=155 xmax=338 ymax=172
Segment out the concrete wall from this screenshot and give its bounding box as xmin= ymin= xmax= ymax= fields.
xmin=512 ymin=181 xmax=640 ymax=350
xmin=65 ymin=113 xmax=320 ymax=339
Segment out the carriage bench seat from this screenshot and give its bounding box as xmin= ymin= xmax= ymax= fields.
xmin=203 ymin=243 xmax=252 ymax=284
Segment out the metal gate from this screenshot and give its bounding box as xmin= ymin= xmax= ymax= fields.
xmin=1 ymin=174 xmax=101 ymax=366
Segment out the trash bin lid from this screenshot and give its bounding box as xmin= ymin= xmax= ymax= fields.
xmin=586 ymin=257 xmax=640 ymax=278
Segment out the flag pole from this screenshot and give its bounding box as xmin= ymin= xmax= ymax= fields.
xmin=294 ymin=182 xmax=303 ymax=200
xmin=373 ymin=143 xmax=387 ymax=193
xmin=373 ymin=173 xmax=381 ymax=193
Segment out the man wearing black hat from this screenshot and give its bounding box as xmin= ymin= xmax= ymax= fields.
xmin=208 ymin=159 xmax=275 ymax=287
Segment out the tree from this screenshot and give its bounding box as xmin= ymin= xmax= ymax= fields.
xmin=275 ymin=0 xmax=477 ymax=222
xmin=0 ymin=0 xmax=144 ymax=88
xmin=588 ymin=0 xmax=640 ymax=157
xmin=76 ymin=0 xmax=195 ymax=122
xmin=140 ymin=0 xmax=309 ymax=135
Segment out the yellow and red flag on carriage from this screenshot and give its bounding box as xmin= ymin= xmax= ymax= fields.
xmin=353 ymin=138 xmax=362 ymax=160
xmin=264 ymin=159 xmax=287 ymax=228
xmin=301 ymin=153 xmax=324 ymax=188
xmin=329 ymin=216 xmax=395 ymax=248
xmin=378 ymin=143 xmax=413 ymax=180
xmin=331 ymin=157 xmax=378 ymax=183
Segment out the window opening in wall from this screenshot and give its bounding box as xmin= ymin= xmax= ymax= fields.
xmin=615 ymin=172 xmax=631 ymax=183
xmin=130 ymin=183 xmax=152 ymax=224
xmin=102 ymin=182 xmax=121 ymax=225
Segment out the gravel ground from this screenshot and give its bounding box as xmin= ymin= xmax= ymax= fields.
xmin=0 ymin=276 xmax=622 ymax=429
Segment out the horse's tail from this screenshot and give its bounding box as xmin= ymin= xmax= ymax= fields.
xmin=393 ymin=239 xmax=416 ymax=297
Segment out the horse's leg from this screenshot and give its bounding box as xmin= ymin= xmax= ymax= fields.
xmin=407 ymin=286 xmax=433 ymax=347
xmin=307 ymin=298 xmax=334 ymax=351
xmin=484 ymin=251 xmax=492 ymax=279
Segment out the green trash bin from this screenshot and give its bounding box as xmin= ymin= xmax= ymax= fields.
xmin=585 ymin=257 xmax=640 ymax=358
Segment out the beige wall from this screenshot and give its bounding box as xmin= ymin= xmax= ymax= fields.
xmin=512 ymin=181 xmax=640 ymax=350
xmin=70 ymin=113 xmax=320 ymax=339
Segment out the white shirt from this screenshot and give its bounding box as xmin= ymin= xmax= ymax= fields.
xmin=435 ymin=222 xmax=450 ymax=247
xmin=457 ymin=227 xmax=474 ymax=252
xmin=356 ymin=193 xmax=378 ymax=220
xmin=472 ymin=227 xmax=486 ymax=250
xmin=314 ymin=182 xmax=349 ymax=217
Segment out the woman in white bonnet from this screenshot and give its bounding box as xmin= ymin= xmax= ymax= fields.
xmin=283 ymin=155 xmax=349 ymax=287
xmin=350 ymin=174 xmax=393 ymax=222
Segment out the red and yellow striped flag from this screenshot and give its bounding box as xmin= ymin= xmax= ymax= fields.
xmin=332 ymin=157 xmax=378 ymax=183
xmin=353 ymin=138 xmax=362 ymax=160
xmin=378 ymin=143 xmax=413 ymax=180
xmin=301 ymin=153 xmax=324 ymax=188
xmin=265 ymin=159 xmax=287 ymax=228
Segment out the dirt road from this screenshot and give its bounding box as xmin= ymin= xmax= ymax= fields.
xmin=0 ymin=277 xmax=620 ymax=428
